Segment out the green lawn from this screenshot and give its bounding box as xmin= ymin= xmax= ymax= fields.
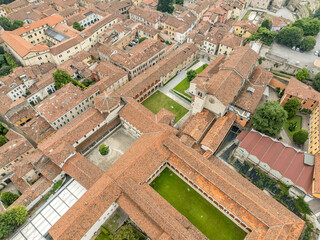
xmin=283 ymin=115 xmax=302 ymax=138
xmin=150 ymin=168 xmax=247 ymax=240
xmin=142 ymin=91 xmax=188 ymax=122
xmin=242 ymin=10 xmax=252 ymax=20
xmin=173 ymin=64 xmax=208 ymax=99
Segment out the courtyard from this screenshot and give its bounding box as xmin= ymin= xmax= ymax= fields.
xmin=142 ymin=91 xmax=189 ymax=122
xmin=85 ymin=127 xmax=137 ymax=171
xmin=150 ymin=168 xmax=247 ymax=240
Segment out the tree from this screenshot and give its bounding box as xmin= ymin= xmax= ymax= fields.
xmin=295 ymin=68 xmax=309 ymax=82
xmin=0 ymin=135 xmax=6 ymax=147
xmin=0 ymin=65 xmax=11 ymax=76
xmin=300 ymin=36 xmax=316 ymax=51
xmin=293 ymin=129 xmax=308 ymax=144
xmin=157 ymin=0 xmax=174 ymax=13
xmin=186 ymin=70 xmax=197 ymax=81
xmin=293 ymin=18 xmax=320 ymax=36
xmin=112 ymin=225 xmax=139 ymax=240
xmin=252 ymin=101 xmax=287 ymax=136
xmin=313 ymin=72 xmax=320 ymax=91
xmin=261 ymin=19 xmax=272 ymax=30
xmin=72 ymin=21 xmax=84 ymax=31
xmin=284 ymin=98 xmax=302 ymax=119
xmin=176 ymin=0 xmax=183 ymax=4
xmin=276 ymin=26 xmax=304 ymax=47
xmin=139 ymin=37 xmax=147 ymax=43
xmin=0 ymin=206 xmax=28 ymax=239
xmin=248 ymin=27 xmax=277 ymax=46
xmin=0 ymin=17 xmax=23 ymax=31
xmin=83 ymin=78 xmax=93 ymax=87
xmin=314 ymin=8 xmax=320 ymax=20
xmin=53 ymin=69 xmax=74 ymax=89
xmin=0 ymin=46 xmax=5 ymax=55
xmin=0 ymin=122 xmax=8 ymax=136
xmin=99 ymin=144 xmax=109 ymax=155
xmin=0 ymin=192 xmax=19 ymax=208
xmin=12 ymin=20 xmax=24 ymax=30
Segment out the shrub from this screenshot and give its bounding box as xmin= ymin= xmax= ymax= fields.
xmin=0 ymin=135 xmax=6 ymax=147
xmin=139 ymin=37 xmax=147 ymax=43
xmin=294 ymin=196 xmax=312 ymax=215
xmin=295 ymin=68 xmax=309 ymax=82
xmin=52 ymin=180 xmax=63 ymax=192
xmin=0 ymin=192 xmax=19 ymax=208
xmin=99 ymin=144 xmax=110 ymax=155
xmin=83 ymin=78 xmax=94 ymax=87
xmin=288 ymin=121 xmax=297 ymax=131
xmin=293 ymin=129 xmax=309 ymax=144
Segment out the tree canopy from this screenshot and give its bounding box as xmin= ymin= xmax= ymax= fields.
xmin=295 ymin=68 xmax=309 ymax=82
xmin=53 ymin=69 xmax=86 ymax=90
xmin=157 ymin=0 xmax=174 ymax=13
xmin=99 ymin=144 xmax=109 ymax=155
xmin=252 ymin=101 xmax=287 ymax=136
xmin=186 ymin=70 xmax=197 ymax=81
xmin=248 ymin=27 xmax=277 ymax=46
xmin=112 ymin=225 xmax=139 ymax=240
xmin=292 ymin=18 xmax=320 ymax=36
xmin=284 ymin=98 xmax=301 ymax=119
xmin=0 ymin=206 xmax=28 ymax=239
xmin=276 ymin=26 xmax=304 ymax=47
xmin=0 ymin=192 xmax=19 ymax=208
xmin=72 ymin=21 xmax=84 ymax=31
xmin=0 ymin=122 xmax=8 ymax=136
xmin=261 ymin=19 xmax=272 ymax=30
xmin=314 ymin=8 xmax=320 ymax=20
xmin=300 ymin=36 xmax=316 ymax=51
xmin=0 ymin=17 xmax=24 ymax=31
xmin=293 ymin=129 xmax=308 ymax=144
xmin=0 ymin=135 xmax=6 ymax=147
xmin=313 ymin=72 xmax=320 ymax=91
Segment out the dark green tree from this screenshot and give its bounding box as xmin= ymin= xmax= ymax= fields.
xmin=0 ymin=17 xmax=24 ymax=31
xmin=293 ymin=18 xmax=320 ymax=36
xmin=186 ymin=70 xmax=197 ymax=81
xmin=0 ymin=122 xmax=8 ymax=136
xmin=284 ymin=97 xmax=301 ymax=119
xmin=12 ymin=20 xmax=24 ymax=30
xmin=0 ymin=46 xmax=5 ymax=55
xmin=313 ymin=72 xmax=320 ymax=91
xmin=252 ymin=101 xmax=288 ymax=136
xmin=157 ymin=0 xmax=174 ymax=13
xmin=53 ymin=69 xmax=74 ymax=89
xmin=261 ymin=19 xmax=272 ymax=30
xmin=248 ymin=27 xmax=277 ymax=46
xmin=72 ymin=21 xmax=84 ymax=31
xmin=314 ymin=8 xmax=320 ymax=19
xmin=293 ymin=129 xmax=308 ymax=144
xmin=138 ymin=37 xmax=147 ymax=43
xmin=0 ymin=192 xmax=19 ymax=208
xmin=0 ymin=65 xmax=11 ymax=76
xmin=300 ymin=36 xmax=316 ymax=51
xmin=276 ymin=26 xmax=304 ymax=47
xmin=0 ymin=135 xmax=6 ymax=147
xmin=112 ymin=225 xmax=139 ymax=240
xmin=83 ymin=78 xmax=93 ymax=87
xmin=176 ymin=0 xmax=183 ymax=5
xmin=295 ymin=68 xmax=309 ymax=82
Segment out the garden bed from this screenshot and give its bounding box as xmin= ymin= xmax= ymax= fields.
xmin=283 ymin=115 xmax=302 ymax=138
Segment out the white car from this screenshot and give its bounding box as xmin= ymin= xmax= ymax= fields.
xmin=315 ymin=51 xmax=319 ymax=55
xmin=292 ymin=46 xmax=296 ymax=50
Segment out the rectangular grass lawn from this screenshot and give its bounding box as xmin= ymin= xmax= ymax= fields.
xmin=151 ymin=168 xmax=247 ymax=240
xmin=142 ymin=91 xmax=188 ymax=122
xmin=283 ymin=115 xmax=302 ymax=138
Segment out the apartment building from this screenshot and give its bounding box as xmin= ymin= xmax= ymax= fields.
xmin=66 ymin=8 xmax=106 ymax=29
xmin=129 ymin=6 xmax=162 ymax=29
xmin=35 ymin=83 xmax=99 ymax=130
xmin=233 ymin=20 xmax=258 ymax=38
xmin=1 ymin=14 xmax=119 ymax=66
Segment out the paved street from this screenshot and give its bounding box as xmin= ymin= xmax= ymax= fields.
xmin=265 ymin=8 xmax=296 ymax=22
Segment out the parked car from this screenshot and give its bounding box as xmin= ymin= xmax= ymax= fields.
xmin=292 ymin=46 xmax=296 ymax=50
xmin=318 ymin=52 xmax=320 ymax=57
xmin=315 ymin=51 xmax=319 ymax=55
xmin=296 ymin=48 xmax=300 ymax=51
xmin=300 ymin=49 xmax=304 ymax=53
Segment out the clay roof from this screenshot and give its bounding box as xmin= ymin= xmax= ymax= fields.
xmin=35 ymin=83 xmax=98 ymax=123
xmin=220 ymin=32 xmax=244 ymax=49
xmin=238 ymin=130 xmax=313 ymax=194
xmin=137 ymin=24 xmax=160 ymax=36
xmin=201 ymin=112 xmax=236 ymax=153
xmin=94 ymin=91 xmax=121 ymax=113
xmin=272 ymin=16 xmax=288 ymax=28
xmin=233 ymin=66 xmax=272 ymax=113
xmin=0 ymin=94 xmax=12 ymax=115
xmin=284 ymin=77 xmax=320 ymax=102
xmin=234 ymin=20 xmax=258 ymax=33
xmin=62 ymin=153 xmax=103 ymax=189
xmin=129 ymin=6 xmax=162 ymax=24
xmin=180 ymin=109 xmax=215 ymax=143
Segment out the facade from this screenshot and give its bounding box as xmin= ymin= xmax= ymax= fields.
xmin=1 ymin=14 xmax=119 ymax=66
xmin=233 ymin=20 xmax=258 ymax=38
xmin=129 ymin=6 xmax=162 ymax=29
xmin=35 ymin=83 xmax=99 ymax=130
